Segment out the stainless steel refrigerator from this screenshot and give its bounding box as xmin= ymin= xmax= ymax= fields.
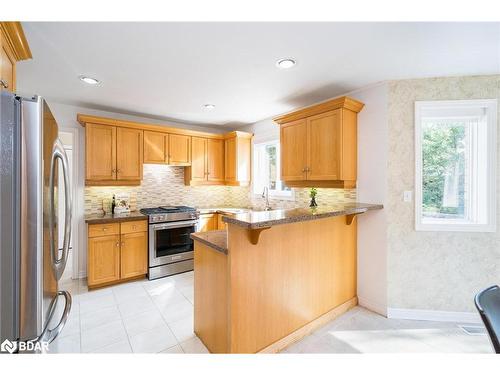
xmin=0 ymin=92 xmax=72 ymax=352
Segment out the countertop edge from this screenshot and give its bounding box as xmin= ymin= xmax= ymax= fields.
xmin=222 ymin=203 xmax=384 ymax=229
xmin=85 ymin=212 xmax=148 ymax=224
xmin=191 ymin=231 xmax=228 ymax=255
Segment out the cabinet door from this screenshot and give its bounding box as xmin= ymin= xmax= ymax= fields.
xmin=217 ymin=214 xmax=227 ymax=230
xmin=280 ymin=119 xmax=307 ymax=181
xmin=198 ymin=214 xmax=217 ymax=232
xmin=207 ymin=139 xmax=224 ymax=182
xmin=191 ymin=137 xmax=207 ymax=182
xmin=88 ymin=234 xmax=120 ymax=287
xmin=224 ymin=137 xmax=237 ymax=182
xmin=169 ymin=134 xmax=191 ymax=165
xmin=120 ymin=231 xmax=148 ymax=279
xmin=116 ymin=127 xmax=143 ymax=180
xmin=307 ymin=110 xmax=341 ymax=181
xmin=86 ymin=123 xmax=116 ymax=181
xmin=0 ymin=34 xmax=15 ymax=92
xmin=144 ymin=131 xmax=167 ymax=164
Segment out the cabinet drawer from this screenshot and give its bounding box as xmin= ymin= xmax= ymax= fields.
xmin=120 ymin=220 xmax=148 ymax=234
xmin=88 ymin=223 xmax=120 ymax=238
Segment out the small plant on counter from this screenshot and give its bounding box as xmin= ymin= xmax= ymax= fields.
xmin=309 ymin=187 xmax=318 ymax=207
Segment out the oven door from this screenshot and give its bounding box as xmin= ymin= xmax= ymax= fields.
xmin=149 ymin=220 xmax=196 ymax=267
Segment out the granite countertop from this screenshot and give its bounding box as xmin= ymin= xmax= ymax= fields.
xmin=85 ymin=211 xmax=148 ymax=224
xmin=222 ymin=202 xmax=383 ymax=229
xmin=198 ymin=207 xmax=251 ymax=215
xmin=190 ymin=230 xmax=228 ymax=254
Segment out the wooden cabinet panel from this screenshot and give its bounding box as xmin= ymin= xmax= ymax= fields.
xmin=88 ymin=234 xmax=120 ymax=287
xmin=169 ymin=134 xmax=191 ymax=165
xmin=198 ymin=214 xmax=217 ymax=232
xmin=86 ymin=123 xmax=116 ymax=181
xmin=120 ymin=231 xmax=148 ymax=279
xmin=280 ymin=119 xmax=307 ymax=181
xmin=0 ymin=38 xmax=15 ymax=92
xmin=217 ymin=214 xmax=227 ymax=230
xmin=307 ymin=110 xmax=341 ymax=181
xmin=88 ymin=223 xmax=120 ymax=238
xmin=191 ymin=137 xmax=207 ymax=182
xmin=224 ymin=134 xmax=251 ymax=186
xmin=116 ymin=127 xmax=143 ymax=180
xmin=144 ymin=131 xmax=167 ymax=164
xmin=120 ymin=220 xmax=148 ymax=234
xmin=224 ymin=137 xmax=236 ymax=182
xmin=207 ymin=139 xmax=225 ymax=182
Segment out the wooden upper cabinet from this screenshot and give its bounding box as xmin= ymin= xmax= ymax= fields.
xmin=224 ymin=132 xmax=251 ymax=186
xmin=274 ymin=96 xmax=364 ymax=188
xmin=144 ymin=131 xmax=168 ymax=164
xmin=207 ymin=139 xmax=225 ymax=182
xmin=186 ymin=137 xmax=225 ymax=185
xmin=86 ymin=123 xmax=117 ymax=181
xmin=169 ymin=134 xmax=191 ymax=165
xmin=307 ymin=110 xmax=341 ymax=181
xmin=190 ymin=137 xmax=208 ymax=182
xmin=116 ymin=127 xmax=143 ymax=180
xmin=280 ymin=119 xmax=307 ymax=181
xmin=0 ymin=22 xmax=32 ymax=93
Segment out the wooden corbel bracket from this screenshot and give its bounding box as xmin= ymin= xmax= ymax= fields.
xmin=247 ymin=227 xmax=271 ymax=245
xmin=345 ymin=214 xmax=359 ymax=225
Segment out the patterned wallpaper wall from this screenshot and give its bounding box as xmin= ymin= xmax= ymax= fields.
xmin=84 ymin=164 xmax=357 ymax=215
xmin=387 ymin=75 xmax=500 ymax=312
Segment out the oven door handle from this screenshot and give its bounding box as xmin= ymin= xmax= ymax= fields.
xmin=151 ymin=220 xmax=198 ymax=230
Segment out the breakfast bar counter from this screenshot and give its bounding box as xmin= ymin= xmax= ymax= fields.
xmin=191 ymin=202 xmax=383 ymax=353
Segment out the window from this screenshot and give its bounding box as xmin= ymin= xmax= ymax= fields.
xmin=253 ymin=140 xmax=293 ymax=199
xmin=415 ymin=99 xmax=497 ymax=232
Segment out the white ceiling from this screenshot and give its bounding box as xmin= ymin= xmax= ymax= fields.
xmin=17 ymin=22 xmax=500 ymax=128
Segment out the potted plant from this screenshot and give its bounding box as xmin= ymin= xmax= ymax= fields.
xmin=309 ymin=187 xmax=318 ymax=207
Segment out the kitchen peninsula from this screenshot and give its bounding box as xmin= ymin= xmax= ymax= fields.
xmin=191 ymin=202 xmax=383 ymax=353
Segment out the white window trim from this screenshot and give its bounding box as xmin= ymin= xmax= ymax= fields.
xmin=252 ymin=140 xmax=295 ymax=201
xmin=414 ymin=99 xmax=497 ymax=232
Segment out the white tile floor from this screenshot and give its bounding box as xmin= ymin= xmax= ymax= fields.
xmin=51 ymin=271 xmax=493 ymax=354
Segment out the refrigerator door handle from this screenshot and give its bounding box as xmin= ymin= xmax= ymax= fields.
xmin=48 ymin=138 xmax=72 ymax=281
xmin=40 ymin=291 xmax=72 ymax=344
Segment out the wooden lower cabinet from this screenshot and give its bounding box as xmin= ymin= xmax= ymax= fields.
xmin=88 ymin=234 xmax=121 ymax=286
xmin=121 ymin=231 xmax=148 ymax=279
xmin=198 ymin=213 xmax=217 ymax=232
xmin=87 ymin=220 xmax=148 ymax=288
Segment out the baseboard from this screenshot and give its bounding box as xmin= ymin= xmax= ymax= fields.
xmin=387 ymin=307 xmax=481 ymax=324
xmin=258 ymin=297 xmax=358 ymax=353
xmin=358 ymin=296 xmax=387 ymax=316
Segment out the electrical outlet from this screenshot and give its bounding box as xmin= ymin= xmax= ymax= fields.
xmin=403 ymin=191 xmax=412 ymax=202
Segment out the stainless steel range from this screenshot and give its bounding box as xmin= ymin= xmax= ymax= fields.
xmin=140 ymin=206 xmax=199 ymax=280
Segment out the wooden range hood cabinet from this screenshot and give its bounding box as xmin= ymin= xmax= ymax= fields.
xmin=273 ymin=96 xmax=364 ymax=189
xmin=77 ymin=114 xmax=252 ymax=187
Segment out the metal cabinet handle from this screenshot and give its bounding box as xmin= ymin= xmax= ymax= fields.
xmin=49 ymin=139 xmax=72 ymax=281
xmin=121 ymin=242 xmax=125 ymax=246
xmin=302 ymin=167 xmax=306 ymax=172
xmin=116 ymin=242 xmax=120 ymax=247
xmin=0 ymin=79 xmax=8 ymax=88
xmin=103 ymin=227 xmax=107 ymax=231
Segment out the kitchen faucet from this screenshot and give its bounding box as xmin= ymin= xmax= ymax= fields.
xmin=262 ymin=186 xmax=272 ymax=211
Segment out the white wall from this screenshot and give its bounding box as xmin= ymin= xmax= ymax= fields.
xmin=348 ymin=83 xmax=389 ymax=315
xmin=47 ymin=100 xmax=227 ymax=278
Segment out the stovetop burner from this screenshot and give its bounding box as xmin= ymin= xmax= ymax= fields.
xmin=140 ymin=206 xmax=198 ymax=223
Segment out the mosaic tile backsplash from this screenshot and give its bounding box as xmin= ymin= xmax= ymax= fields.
xmin=84 ymin=164 xmax=357 ymax=215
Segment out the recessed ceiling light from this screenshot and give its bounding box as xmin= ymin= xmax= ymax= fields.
xmin=203 ymin=104 xmax=215 ymax=110
xmin=79 ymin=75 xmax=100 ymax=85
xmin=276 ymin=58 xmax=296 ymax=69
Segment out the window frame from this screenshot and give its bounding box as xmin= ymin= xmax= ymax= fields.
xmin=414 ymin=99 xmax=497 ymax=232
xmin=252 ymin=140 xmax=295 ymax=200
